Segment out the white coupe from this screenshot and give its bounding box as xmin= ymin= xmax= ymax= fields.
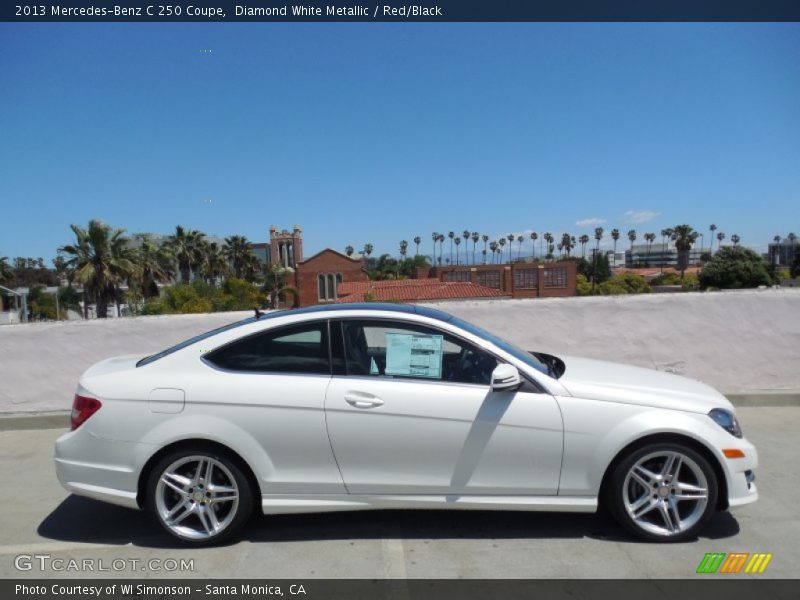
xmin=55 ymin=303 xmax=758 ymax=545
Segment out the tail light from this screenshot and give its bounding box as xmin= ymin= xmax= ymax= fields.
xmin=70 ymin=394 xmax=102 ymax=430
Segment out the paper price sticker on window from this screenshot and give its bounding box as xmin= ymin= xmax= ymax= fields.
xmin=385 ymin=333 xmax=444 ymax=379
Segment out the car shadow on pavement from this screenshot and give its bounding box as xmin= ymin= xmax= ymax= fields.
xmin=38 ymin=495 xmax=741 ymax=548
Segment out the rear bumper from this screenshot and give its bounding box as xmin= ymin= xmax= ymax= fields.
xmin=54 ymin=427 xmax=151 ymax=510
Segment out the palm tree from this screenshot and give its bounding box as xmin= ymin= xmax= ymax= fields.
xmin=431 ymin=232 xmax=439 ymax=265
xmin=438 ymin=234 xmax=446 ymax=265
xmin=627 ymin=229 xmax=637 ymax=251
xmin=671 ymin=224 xmax=698 ymax=281
xmin=471 ymin=232 xmax=480 ymax=265
xmin=498 ymin=238 xmax=507 ymax=263
xmin=709 ymin=224 xmax=717 ymax=253
xmin=60 ymin=220 xmax=138 ymax=319
xmin=202 ymin=241 xmax=231 ymax=285
xmin=167 ymin=226 xmax=206 ymax=282
xmin=610 ymin=228 xmax=620 ymax=258
xmin=462 ymin=230 xmax=471 ymax=261
xmin=547 ymin=243 xmax=555 ymax=259
xmin=399 ymin=240 xmax=408 ymax=260
xmin=578 ymin=234 xmax=589 ymax=258
xmin=454 ymin=236 xmax=462 ymax=265
xmin=717 ymin=231 xmax=726 ymax=249
xmin=731 ymin=234 xmax=741 ymax=246
xmin=448 ymin=231 xmax=455 ymax=264
xmin=507 ymin=234 xmax=515 ymax=259
xmin=134 ymin=235 xmax=174 ymax=298
xmin=362 ymin=243 xmax=374 ymax=259
xmin=489 ymin=241 xmax=498 ymax=263
xmin=543 ymin=232 xmax=554 ymax=260
xmin=345 ymin=245 xmax=354 ymax=257
xmin=223 ymin=235 xmax=254 ymax=280
xmin=517 ymin=235 xmax=524 ymax=261
xmin=643 ymin=232 xmax=656 ymax=267
xmin=0 ymin=256 xmax=11 ymax=285
xmin=413 ymin=236 xmax=421 ymax=257
xmin=530 ymin=232 xmax=538 ymax=260
xmin=482 ymin=235 xmax=489 ymax=263
xmin=561 ymin=233 xmax=573 ymax=257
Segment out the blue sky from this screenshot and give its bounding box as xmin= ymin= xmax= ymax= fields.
xmin=1 ymin=23 xmax=798 ymax=261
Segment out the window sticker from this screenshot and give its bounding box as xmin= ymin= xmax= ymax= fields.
xmin=385 ymin=333 xmax=443 ymax=379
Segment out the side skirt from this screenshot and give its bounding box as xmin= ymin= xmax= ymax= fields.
xmin=261 ymin=494 xmax=597 ymax=515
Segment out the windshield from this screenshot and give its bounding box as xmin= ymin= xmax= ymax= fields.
xmin=136 ymin=316 xmax=259 ymax=367
xmin=448 ymin=315 xmax=551 ymax=377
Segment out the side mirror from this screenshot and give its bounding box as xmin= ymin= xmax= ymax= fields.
xmin=491 ymin=364 xmax=522 ymax=392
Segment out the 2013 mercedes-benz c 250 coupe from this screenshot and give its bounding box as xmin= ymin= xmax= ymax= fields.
xmin=55 ymin=303 xmax=758 ymax=545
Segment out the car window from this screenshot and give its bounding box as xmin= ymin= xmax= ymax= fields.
xmin=205 ymin=321 xmax=330 ymax=375
xmin=340 ymin=320 xmax=497 ymax=385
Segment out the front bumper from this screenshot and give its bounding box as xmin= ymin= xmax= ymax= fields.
xmin=723 ymin=439 xmax=759 ymax=507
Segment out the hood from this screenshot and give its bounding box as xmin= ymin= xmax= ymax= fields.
xmin=556 ymin=355 xmax=733 ymax=414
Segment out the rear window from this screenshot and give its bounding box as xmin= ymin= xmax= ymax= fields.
xmin=203 ymin=322 xmax=331 ymax=374
xmin=136 ymin=316 xmax=259 ymax=367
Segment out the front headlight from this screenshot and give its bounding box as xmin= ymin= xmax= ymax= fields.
xmin=708 ymin=408 xmax=743 ymax=438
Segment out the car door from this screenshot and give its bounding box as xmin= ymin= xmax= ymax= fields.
xmin=324 ymin=318 xmax=563 ymax=496
xmin=199 ymin=319 xmax=345 ymax=494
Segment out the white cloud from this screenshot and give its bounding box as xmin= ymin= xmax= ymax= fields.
xmin=575 ymin=217 xmax=606 ymax=227
xmin=624 ymin=210 xmax=661 ymax=224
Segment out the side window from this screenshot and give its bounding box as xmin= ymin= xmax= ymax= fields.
xmin=340 ymin=320 xmax=497 ymax=386
xmin=205 ymin=322 xmax=330 ymax=375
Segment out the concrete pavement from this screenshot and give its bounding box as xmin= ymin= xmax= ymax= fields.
xmin=1 ymin=407 xmax=798 ymax=579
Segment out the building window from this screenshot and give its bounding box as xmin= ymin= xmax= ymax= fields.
xmin=477 ymin=270 xmax=501 ymax=289
xmin=444 ymin=270 xmax=470 ymax=282
xmin=318 ymin=272 xmax=344 ymax=301
xmin=513 ymin=268 xmax=538 ymax=290
xmin=544 ymin=267 xmax=567 ymax=288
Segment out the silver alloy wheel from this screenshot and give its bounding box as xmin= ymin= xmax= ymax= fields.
xmin=155 ymin=455 xmax=240 ymax=540
xmin=622 ymin=450 xmax=709 ymax=537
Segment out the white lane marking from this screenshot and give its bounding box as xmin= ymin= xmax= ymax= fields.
xmin=0 ymin=541 xmax=133 ymax=554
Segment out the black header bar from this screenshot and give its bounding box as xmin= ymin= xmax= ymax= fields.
xmin=3 ymin=0 xmax=800 ymax=23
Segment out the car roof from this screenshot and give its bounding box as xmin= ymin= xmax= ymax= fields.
xmin=267 ymin=302 xmax=455 ymax=322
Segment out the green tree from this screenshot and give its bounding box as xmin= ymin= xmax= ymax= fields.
xmin=134 ymin=235 xmax=174 ymax=298
xmin=60 ymin=220 xmax=138 ymax=318
xmin=203 ymin=241 xmax=232 ymax=284
xmin=0 ymin=256 xmax=11 ymax=284
xmin=699 ymin=246 xmax=772 ymax=289
xmin=671 ymin=224 xmax=698 ymax=281
xmin=167 ymin=226 xmax=206 ymax=282
xmin=224 ymin=235 xmax=256 ymax=280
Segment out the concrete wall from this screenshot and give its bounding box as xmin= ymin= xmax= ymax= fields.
xmin=1 ymin=288 xmax=798 ymax=413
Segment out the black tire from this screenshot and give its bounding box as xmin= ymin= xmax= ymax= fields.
xmin=146 ymin=447 xmax=253 ymax=546
xmin=605 ymin=442 xmax=718 ymax=542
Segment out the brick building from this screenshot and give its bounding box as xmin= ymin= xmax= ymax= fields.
xmin=337 ymin=279 xmax=508 ymax=303
xmin=294 ymin=248 xmax=369 ymax=306
xmin=420 ymin=261 xmax=578 ymax=299
xmin=269 ymin=225 xmax=577 ymax=307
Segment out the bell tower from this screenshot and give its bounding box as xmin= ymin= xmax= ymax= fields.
xmin=269 ymin=225 xmax=303 ymax=269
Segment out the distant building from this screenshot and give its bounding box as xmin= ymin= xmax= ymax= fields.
xmin=337 ymin=279 xmax=509 ymax=303
xmin=625 ymin=243 xmax=704 ymax=268
xmin=767 ymin=239 xmax=798 ymax=267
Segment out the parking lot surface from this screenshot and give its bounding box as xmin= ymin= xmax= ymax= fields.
xmin=2 ymin=407 xmax=798 ymax=579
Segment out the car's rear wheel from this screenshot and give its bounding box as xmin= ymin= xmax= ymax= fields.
xmin=607 ymin=442 xmax=718 ymax=542
xmin=146 ymin=449 xmax=253 ymax=545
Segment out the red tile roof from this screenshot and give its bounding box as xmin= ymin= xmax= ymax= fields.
xmin=337 ymin=279 xmax=508 ymax=303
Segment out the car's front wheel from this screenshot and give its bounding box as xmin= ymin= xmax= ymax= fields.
xmin=606 ymin=442 xmax=718 ymax=542
xmin=146 ymin=449 xmax=253 ymax=545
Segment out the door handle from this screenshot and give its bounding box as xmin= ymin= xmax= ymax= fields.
xmin=344 ymin=391 xmax=384 ymax=408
